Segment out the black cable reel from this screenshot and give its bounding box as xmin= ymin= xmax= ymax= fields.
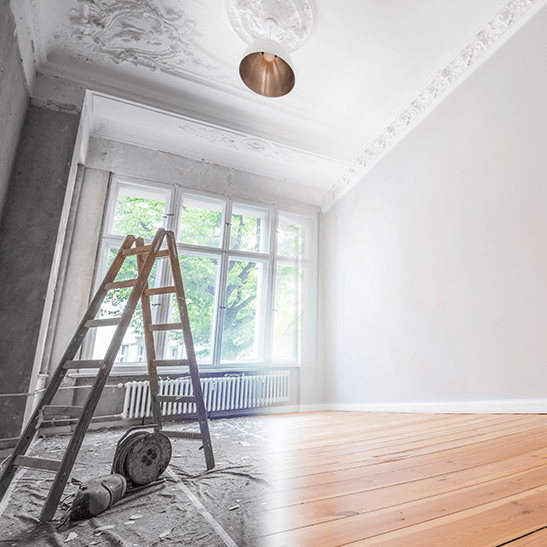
xmin=111 ymin=426 xmax=172 ymax=488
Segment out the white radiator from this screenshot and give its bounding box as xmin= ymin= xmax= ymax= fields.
xmin=122 ymin=371 xmax=290 ymax=419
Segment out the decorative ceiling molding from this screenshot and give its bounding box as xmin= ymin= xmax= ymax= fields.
xmin=58 ymin=0 xmax=228 ymax=80
xmin=227 ymin=0 xmax=314 ymax=52
xmin=174 ymin=118 xmax=317 ymax=165
xmin=85 ymin=91 xmax=346 ymax=189
xmin=319 ymin=0 xmax=541 ymax=212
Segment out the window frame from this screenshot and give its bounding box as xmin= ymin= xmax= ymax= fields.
xmin=88 ymin=175 xmax=317 ymax=372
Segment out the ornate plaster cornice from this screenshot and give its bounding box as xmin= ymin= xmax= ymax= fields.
xmin=319 ymin=0 xmax=541 ymax=212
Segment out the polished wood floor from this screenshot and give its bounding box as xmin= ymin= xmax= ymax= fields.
xmin=256 ymin=412 xmax=547 ymax=547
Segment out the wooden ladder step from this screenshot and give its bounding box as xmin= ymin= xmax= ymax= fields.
xmin=124 ymin=247 xmax=170 ymax=257
xmin=156 ymin=395 xmax=195 ymax=404
xmin=145 ymin=286 xmax=176 ymax=296
xmin=13 ymin=456 xmax=62 ymax=473
xmin=151 ymin=359 xmax=190 ymax=367
xmin=85 ymin=317 xmax=122 ymax=328
xmin=63 ymin=360 xmax=103 ymax=369
xmin=105 ymin=279 xmax=137 ymax=290
xmin=147 ymin=322 xmax=182 ymax=332
xmin=42 ymin=406 xmax=83 ymax=418
xmin=161 ymin=430 xmax=203 ymax=440
xmin=123 ymin=244 xmax=151 ymax=256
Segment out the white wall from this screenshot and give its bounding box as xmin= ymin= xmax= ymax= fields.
xmin=321 ymin=5 xmax=547 ymax=411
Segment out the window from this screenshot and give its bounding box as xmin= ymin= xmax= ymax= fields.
xmin=90 ymin=177 xmax=317 ymax=368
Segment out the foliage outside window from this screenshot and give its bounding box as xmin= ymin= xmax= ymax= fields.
xmin=91 ymin=179 xmax=316 ymax=368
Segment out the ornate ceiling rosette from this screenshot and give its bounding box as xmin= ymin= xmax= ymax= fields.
xmin=227 ymin=0 xmax=314 ymax=52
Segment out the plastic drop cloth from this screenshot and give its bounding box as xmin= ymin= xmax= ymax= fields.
xmin=0 ymin=417 xmax=274 ymax=547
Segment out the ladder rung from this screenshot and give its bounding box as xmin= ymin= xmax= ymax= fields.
xmin=145 ymin=286 xmax=176 ymax=296
xmin=42 ymin=405 xmax=83 ymax=418
xmin=63 ymin=359 xmax=102 ymax=369
xmin=123 ymin=245 xmax=151 ymax=256
xmin=152 ymin=359 xmax=190 ymax=367
xmin=161 ymin=430 xmax=202 ymax=440
xmin=13 ymin=455 xmax=62 ymax=473
xmin=105 ymin=279 xmax=137 ymax=290
xmin=85 ymin=317 xmax=122 ymax=328
xmin=156 ymin=395 xmax=195 ymax=404
xmin=123 ymin=247 xmax=170 ymax=257
xmin=147 ymin=322 xmax=183 ymax=332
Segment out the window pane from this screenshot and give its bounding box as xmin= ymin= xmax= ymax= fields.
xmin=229 ymin=204 xmax=269 ymax=253
xmin=92 ymin=245 xmax=159 ymax=362
xmin=221 ymin=259 xmax=264 ymax=362
xmin=165 ymin=253 xmax=220 ymax=364
xmin=179 ymin=197 xmax=223 ymax=248
xmin=272 ymin=265 xmax=302 ymax=362
xmin=277 ymin=216 xmax=307 ymax=258
xmin=112 ymin=186 xmax=167 ymax=239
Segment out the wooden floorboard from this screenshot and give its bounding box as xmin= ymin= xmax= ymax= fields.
xmin=256 ymin=412 xmax=547 ymax=547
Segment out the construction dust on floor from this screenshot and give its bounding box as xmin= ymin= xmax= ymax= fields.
xmin=0 ymin=417 xmax=273 ymax=546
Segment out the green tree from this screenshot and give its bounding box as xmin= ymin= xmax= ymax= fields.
xmin=101 ymin=194 xmax=164 ymax=334
xmin=101 ymin=194 xmax=263 ymax=362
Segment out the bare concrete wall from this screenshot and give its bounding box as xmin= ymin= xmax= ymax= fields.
xmin=0 ymin=102 xmax=81 ymax=441
xmin=0 ymin=0 xmax=29 ymax=217
xmin=86 ymin=137 xmax=322 ymax=211
xmin=44 ymin=167 xmax=111 ymax=370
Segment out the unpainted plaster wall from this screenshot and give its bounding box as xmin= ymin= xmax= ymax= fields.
xmin=0 ymin=0 xmax=29 ymax=217
xmin=321 ymin=5 xmax=547 ymax=408
xmin=86 ymin=137 xmax=322 ymax=212
xmin=0 ymin=103 xmax=81 ymax=440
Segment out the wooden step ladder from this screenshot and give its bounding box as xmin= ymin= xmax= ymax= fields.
xmin=0 ymin=228 xmax=214 ymax=522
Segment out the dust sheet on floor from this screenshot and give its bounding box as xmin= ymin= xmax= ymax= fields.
xmin=0 ymin=417 xmax=272 ymax=546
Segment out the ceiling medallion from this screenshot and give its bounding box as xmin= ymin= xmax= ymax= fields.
xmin=227 ymin=0 xmax=314 ymax=53
xmin=228 ymin=0 xmax=313 ymax=97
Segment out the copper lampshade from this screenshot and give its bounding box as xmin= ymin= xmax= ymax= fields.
xmin=239 ymin=39 xmax=295 ymax=98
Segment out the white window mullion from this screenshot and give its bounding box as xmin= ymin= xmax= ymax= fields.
xmin=211 ymin=199 xmax=232 ymax=367
xmin=262 ymin=207 xmax=278 ymax=365
xmin=154 ymin=185 xmax=179 ymax=359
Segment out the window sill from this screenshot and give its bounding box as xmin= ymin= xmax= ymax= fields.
xmin=68 ymin=362 xmax=301 ymax=378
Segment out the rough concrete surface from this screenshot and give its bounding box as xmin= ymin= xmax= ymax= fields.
xmin=0 ymin=103 xmax=81 ymax=440
xmin=0 ymin=0 xmax=29 ymax=217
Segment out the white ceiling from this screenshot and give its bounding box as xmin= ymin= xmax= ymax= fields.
xmin=15 ymin=0 xmax=545 ymax=209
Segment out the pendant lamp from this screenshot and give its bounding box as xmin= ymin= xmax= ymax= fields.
xmin=239 ymin=18 xmax=295 ymax=98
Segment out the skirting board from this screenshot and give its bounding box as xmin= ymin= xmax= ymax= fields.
xmin=327 ymin=399 xmax=547 ymax=414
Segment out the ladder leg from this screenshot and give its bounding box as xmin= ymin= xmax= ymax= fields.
xmin=166 ymin=233 xmax=214 ymax=470
xmin=0 ymin=236 xmax=138 ymax=504
xmin=40 ymin=362 xmax=110 ymax=521
xmin=137 ymin=237 xmax=163 ymax=429
xmin=40 ymin=230 xmax=167 ymax=520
